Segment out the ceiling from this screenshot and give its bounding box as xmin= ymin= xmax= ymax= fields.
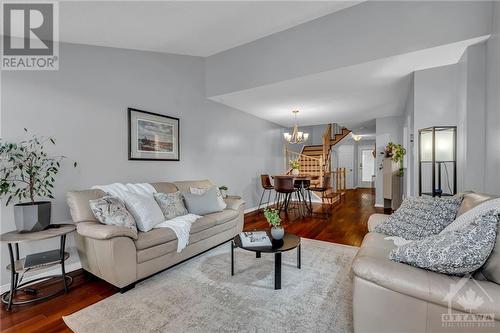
xmin=210 ymin=36 xmax=489 ymax=129
xmin=57 ymin=1 xmax=362 ymax=57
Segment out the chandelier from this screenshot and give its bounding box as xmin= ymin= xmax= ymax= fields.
xmin=283 ymin=110 xmax=309 ymax=144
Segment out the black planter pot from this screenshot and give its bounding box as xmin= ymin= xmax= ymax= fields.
xmin=13 ymin=201 xmax=51 ymax=232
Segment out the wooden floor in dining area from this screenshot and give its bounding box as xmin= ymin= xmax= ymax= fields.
xmin=245 ymin=187 xmax=382 ymax=247
xmin=0 ymin=188 xmax=382 ymax=333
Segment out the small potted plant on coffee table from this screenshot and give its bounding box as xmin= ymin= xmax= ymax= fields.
xmin=264 ymin=208 xmax=284 ymax=240
xmin=0 ymin=129 xmax=76 ymax=232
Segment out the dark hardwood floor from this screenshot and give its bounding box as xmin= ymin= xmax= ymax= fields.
xmin=0 ymin=188 xmax=382 ymax=333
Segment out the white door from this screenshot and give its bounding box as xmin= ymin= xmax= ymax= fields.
xmin=358 ymin=146 xmax=375 ymax=188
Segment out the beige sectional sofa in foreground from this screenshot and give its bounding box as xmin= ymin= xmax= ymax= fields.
xmin=66 ymin=180 xmax=244 ymax=291
xmin=352 ymin=193 xmax=500 ymax=333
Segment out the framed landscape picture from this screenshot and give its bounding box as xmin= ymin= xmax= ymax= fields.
xmin=128 ymin=108 xmax=180 ymax=161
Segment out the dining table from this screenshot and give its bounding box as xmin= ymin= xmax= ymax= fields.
xmin=272 ymin=175 xmax=319 ymax=217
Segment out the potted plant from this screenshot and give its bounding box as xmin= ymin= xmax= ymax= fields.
xmin=264 ymin=208 xmax=284 ymax=240
xmin=218 ymin=185 xmax=228 ymax=198
xmin=386 ymin=142 xmax=406 ymax=176
xmin=0 ymin=129 xmax=76 ymax=232
xmin=289 ymin=159 xmax=300 ymax=176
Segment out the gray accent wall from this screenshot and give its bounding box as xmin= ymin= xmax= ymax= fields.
xmin=0 ymin=43 xmax=283 ymax=286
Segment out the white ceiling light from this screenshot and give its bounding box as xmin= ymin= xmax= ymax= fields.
xmin=283 ymin=110 xmax=309 ymax=144
xmin=351 ymin=133 xmax=362 ymax=142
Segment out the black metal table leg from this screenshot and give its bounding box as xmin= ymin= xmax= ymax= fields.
xmin=256 ymin=251 xmax=261 ymax=258
xmin=297 ymin=244 xmax=301 ymax=269
xmin=60 ymin=235 xmax=68 ymax=293
xmin=275 ymin=252 xmax=282 ymax=290
xmin=231 ymin=240 xmax=234 ymax=276
xmin=7 ymin=243 xmax=15 ymax=311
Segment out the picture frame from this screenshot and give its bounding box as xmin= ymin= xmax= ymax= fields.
xmin=128 ymin=108 xmax=180 ymax=161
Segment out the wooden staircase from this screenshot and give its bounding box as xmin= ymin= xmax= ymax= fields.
xmin=284 ymin=125 xmax=351 ymax=187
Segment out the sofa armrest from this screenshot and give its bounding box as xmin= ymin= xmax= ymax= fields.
xmin=77 ymin=221 xmax=138 ymax=240
xmin=352 ymin=251 xmax=500 ymax=317
xmin=224 ymin=196 xmax=245 ymax=211
xmin=367 ymin=213 xmax=390 ymax=232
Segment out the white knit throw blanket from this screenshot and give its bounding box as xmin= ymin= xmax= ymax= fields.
xmin=92 ymin=183 xmax=198 ymax=252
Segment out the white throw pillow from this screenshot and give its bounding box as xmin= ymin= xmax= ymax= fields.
xmin=190 ymin=186 xmax=227 ymax=210
xmin=121 ymin=191 xmax=165 ymax=232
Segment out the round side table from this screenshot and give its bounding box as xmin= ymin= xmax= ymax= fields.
xmin=0 ymin=223 xmax=76 ymax=311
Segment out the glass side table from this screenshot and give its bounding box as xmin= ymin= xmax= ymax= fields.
xmin=0 ymin=223 xmax=76 ymax=311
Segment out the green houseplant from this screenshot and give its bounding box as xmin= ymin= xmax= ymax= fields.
xmin=0 ymin=129 xmax=76 ymax=232
xmin=289 ymin=159 xmax=300 ymax=176
xmin=386 ymin=142 xmax=406 ymax=176
xmin=264 ymin=208 xmax=284 ymax=240
xmin=218 ymin=185 xmax=228 ymax=198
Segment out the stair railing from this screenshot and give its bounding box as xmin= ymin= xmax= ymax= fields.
xmin=284 ymin=148 xmax=324 ymax=186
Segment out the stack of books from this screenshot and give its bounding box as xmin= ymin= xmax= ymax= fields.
xmin=239 ymin=231 xmax=272 ymax=248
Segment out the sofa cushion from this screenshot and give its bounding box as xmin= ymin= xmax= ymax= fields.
xmin=374 ymin=196 xmax=462 ymax=240
xmin=190 ymin=218 xmax=236 ymax=244
xmin=134 ymin=228 xmax=177 ymax=250
xmin=389 ymin=210 xmax=499 ymax=275
xmin=150 ymin=182 xmax=178 ymax=194
xmin=136 ymin=218 xmax=237 ymax=263
xmin=483 ymin=215 xmax=500 ymax=284
xmin=89 ymin=195 xmax=136 ymax=231
xmin=154 ymin=191 xmax=188 ymax=220
xmin=183 ymin=186 xmax=222 ymax=215
xmin=367 ymin=214 xmax=390 ymax=232
xmin=137 ymin=240 xmax=178 ymax=263
xmin=457 ymin=192 xmax=495 ymax=216
xmin=67 ymin=189 xmax=107 ymax=223
xmin=173 ymin=179 xmax=213 ymax=193
xmin=122 ymin=191 xmax=164 ymax=232
xmin=190 ymin=209 xmax=239 ymax=233
xmin=77 ymin=221 xmax=138 ymax=240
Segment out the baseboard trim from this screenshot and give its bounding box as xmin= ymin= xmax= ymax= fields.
xmin=0 ymin=261 xmax=82 ymax=293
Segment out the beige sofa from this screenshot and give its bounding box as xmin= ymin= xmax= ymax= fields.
xmin=66 ymin=180 xmax=244 ymax=291
xmin=352 ymin=193 xmax=500 ymax=333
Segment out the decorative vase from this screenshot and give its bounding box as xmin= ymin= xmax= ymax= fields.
xmin=291 ymin=168 xmax=300 ymax=176
xmin=271 ymin=226 xmax=284 ymax=240
xmin=13 ymin=201 xmax=51 ymax=232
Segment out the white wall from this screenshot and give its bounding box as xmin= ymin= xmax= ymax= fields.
xmin=457 ymin=42 xmax=487 ymax=193
xmin=485 ymin=2 xmax=500 ymax=195
xmin=413 ymin=64 xmax=459 ymax=195
xmin=0 ymin=43 xmax=283 ymax=286
xmin=375 ymin=116 xmax=404 ymax=207
xmin=402 ymin=76 xmax=415 ymax=197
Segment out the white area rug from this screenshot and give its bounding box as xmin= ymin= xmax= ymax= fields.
xmin=64 ymin=238 xmax=358 ymax=333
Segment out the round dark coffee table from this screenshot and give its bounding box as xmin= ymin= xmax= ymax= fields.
xmin=231 ymin=231 xmax=301 ymax=290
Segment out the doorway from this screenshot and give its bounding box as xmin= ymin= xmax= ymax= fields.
xmin=358 ymin=146 xmax=375 ymax=188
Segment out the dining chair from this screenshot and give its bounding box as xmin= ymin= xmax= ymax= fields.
xmin=257 ymin=174 xmax=274 ymax=212
xmin=273 ymin=176 xmax=297 ymax=213
xmin=308 ymin=173 xmax=337 ymax=217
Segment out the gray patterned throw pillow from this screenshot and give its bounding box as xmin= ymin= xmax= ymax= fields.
xmin=374 ymin=196 xmax=463 ymax=240
xmin=89 ymin=195 xmax=136 ymax=230
xmin=389 ymin=210 xmax=499 ymax=275
xmin=154 ymin=191 xmax=188 ymax=220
